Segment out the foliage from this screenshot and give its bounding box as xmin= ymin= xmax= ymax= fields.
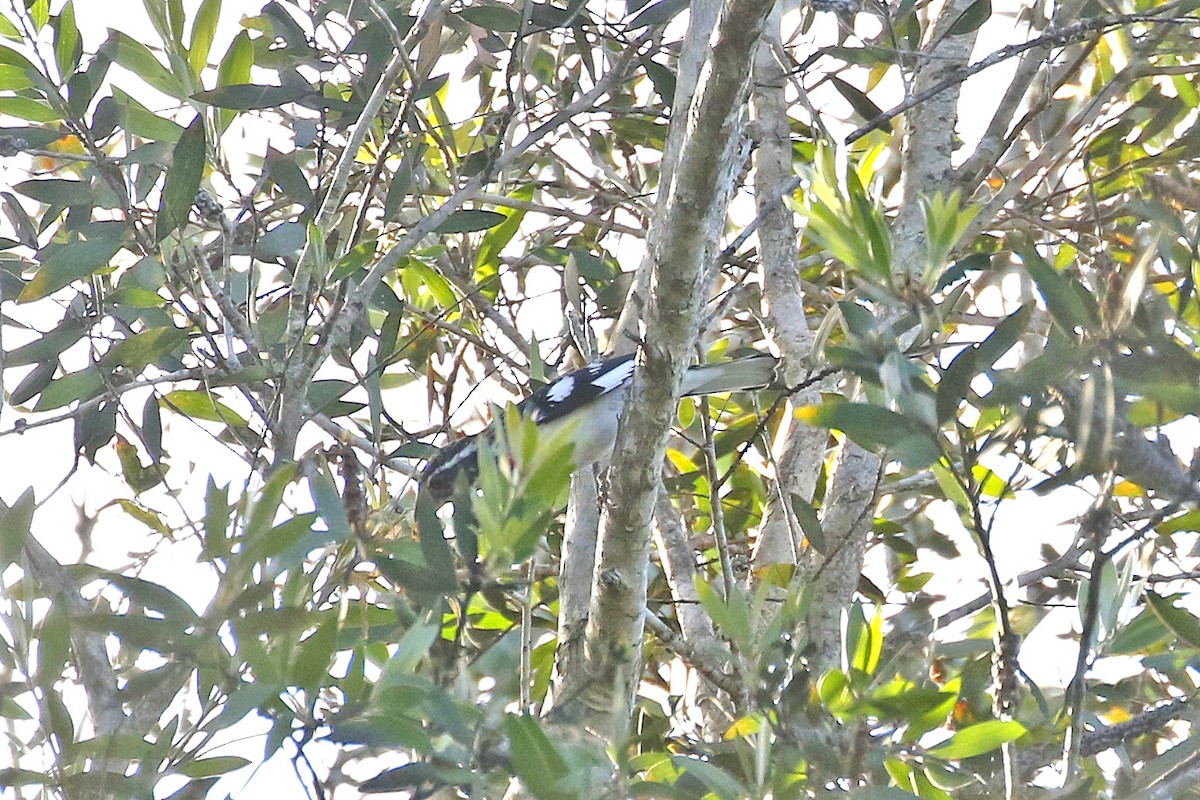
xmin=1 ymin=0 xmax=1200 ymax=798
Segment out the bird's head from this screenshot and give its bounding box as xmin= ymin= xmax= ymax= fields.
xmin=419 ymin=435 xmax=481 ymax=506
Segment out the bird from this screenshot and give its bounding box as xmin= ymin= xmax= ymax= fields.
xmin=420 ymin=351 xmax=778 ymax=505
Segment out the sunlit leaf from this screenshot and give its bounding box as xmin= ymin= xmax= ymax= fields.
xmin=927 ymin=720 xmax=1026 ymax=759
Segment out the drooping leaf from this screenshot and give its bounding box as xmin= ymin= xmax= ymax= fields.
xmin=504 ymin=714 xmax=571 ymax=799
xmin=1145 ymin=591 xmax=1200 ymax=649
xmin=156 ymin=115 xmax=206 ymax=240
xmin=831 ymin=75 xmax=888 ymax=128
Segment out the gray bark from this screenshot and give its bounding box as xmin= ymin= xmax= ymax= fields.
xmin=566 ymin=0 xmax=780 ymax=733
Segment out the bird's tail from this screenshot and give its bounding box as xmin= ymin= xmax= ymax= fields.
xmin=681 ymin=353 xmax=778 ymax=396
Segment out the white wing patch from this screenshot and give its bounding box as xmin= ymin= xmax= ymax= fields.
xmin=544 ymin=375 xmax=576 ymax=403
xmin=591 ymin=358 xmax=636 ymax=392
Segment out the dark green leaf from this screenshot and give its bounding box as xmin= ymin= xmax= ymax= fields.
xmin=53 ymin=1 xmax=81 ymax=77
xmin=0 ymin=488 xmax=34 ymax=567
xmin=505 ymin=714 xmax=570 ymax=798
xmin=157 ymin=115 xmax=206 ymax=240
xmin=33 ymin=367 xmax=102 ymax=411
xmin=102 ymin=30 xmax=183 ymax=98
xmin=35 ymin=603 xmax=71 ymax=687
xmin=100 ymin=326 xmax=188 ymax=373
xmin=796 ymin=402 xmax=941 ymax=468
xmin=1145 ymin=591 xmax=1200 ymax=649
xmin=669 ymin=756 xmax=749 ymax=800
xmin=5 ymin=319 xmax=85 ymax=367
xmin=265 ymin=148 xmax=313 ymax=207
xmin=20 ymin=222 xmax=125 ymax=301
xmin=947 ymin=0 xmax=991 ymax=35
xmin=830 ymin=76 xmax=888 ymax=128
xmin=291 ymin=618 xmax=339 ymax=690
xmin=105 ymin=574 xmax=199 ymax=623
xmin=192 ymin=82 xmax=310 ymax=109
xmin=790 ymin=493 xmax=826 ymax=553
xmin=627 ymin=0 xmax=688 ymax=27
xmin=142 ymin=393 xmax=164 ymax=462
xmin=459 ymin=5 xmax=523 ymax=31
xmin=13 ymin=178 xmax=93 ymax=207
xmin=308 ymin=462 xmax=351 ymax=544
xmin=1021 ymin=247 xmax=1098 ymax=332
xmin=9 ymin=359 xmax=56 ymax=406
xmin=415 ymin=492 xmax=457 ymax=593
xmin=434 ymin=209 xmax=508 ymax=234
xmin=179 ymin=756 xmax=251 ymax=779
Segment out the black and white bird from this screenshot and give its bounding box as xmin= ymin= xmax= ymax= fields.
xmin=420 ymin=352 xmax=778 ymax=504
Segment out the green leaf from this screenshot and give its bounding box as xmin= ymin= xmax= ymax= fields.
xmin=192 ymin=82 xmax=310 ymax=109
xmin=244 ymin=464 xmax=297 ymax=540
xmin=179 ymin=756 xmax=251 ymax=779
xmin=795 ymin=402 xmax=941 ymax=468
xmin=694 ymin=576 xmax=753 ymax=652
xmin=378 ymin=622 xmax=439 ymax=688
xmin=847 ymin=789 xmax=921 ymax=800
xmin=35 ymin=603 xmax=71 ymax=687
xmin=161 ymin=389 xmax=248 ymax=427
xmin=1021 ymin=246 xmax=1098 ymax=333
xmin=627 ymin=0 xmax=688 ymax=27
xmin=212 ymin=30 xmax=252 ymax=132
xmin=104 ymin=574 xmax=199 ymax=623
xmin=0 ymin=14 xmax=20 ymax=40
xmin=142 ymin=392 xmax=164 ymax=462
xmin=9 ymin=359 xmax=56 ymax=406
xmin=459 ymin=5 xmax=523 ymax=31
xmin=475 ymin=188 xmax=532 ymax=271
xmin=927 ymin=720 xmax=1026 ymax=759
xmin=669 ymin=756 xmax=749 ymax=800
xmin=830 ymin=75 xmax=887 ymax=127
xmin=308 ymin=462 xmax=351 ymax=544
xmin=435 ymin=209 xmax=508 ymax=234
xmin=847 ymin=603 xmax=883 ymax=676
xmin=100 ymin=326 xmax=188 ymax=373
xmin=188 ymin=0 xmax=222 ymax=77
xmin=1145 ymin=591 xmax=1200 ymax=649
xmin=157 ymin=115 xmax=206 ymax=240
xmin=937 ymin=303 xmax=1032 ymax=421
xmin=505 ymin=714 xmax=571 ymax=798
xmin=12 ymin=178 xmax=93 ymax=207
xmin=53 ymin=1 xmax=81 ymax=78
xmin=790 ymin=493 xmax=826 ymax=553
xmin=103 ymin=30 xmax=183 ymax=98
xmin=0 ymin=64 xmax=32 ymax=91
xmin=110 ymin=87 xmax=184 ymax=142
xmin=0 ymin=487 xmax=35 ymax=567
xmin=202 ymin=478 xmax=231 ymax=561
xmin=0 ymin=96 xmax=60 ymax=123
xmin=33 ymin=367 xmax=103 ymax=411
xmin=20 ymin=224 xmax=125 ymax=301
xmin=947 ymin=0 xmax=991 ymax=35
xmin=291 ymin=617 xmax=339 ymax=690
